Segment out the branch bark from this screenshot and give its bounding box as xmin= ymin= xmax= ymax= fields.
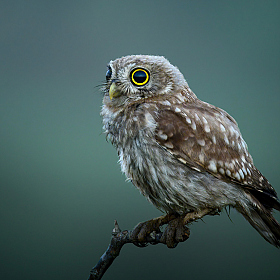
xmin=87 ymin=209 xmax=218 ymax=280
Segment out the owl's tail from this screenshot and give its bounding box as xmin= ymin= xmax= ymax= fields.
xmin=238 ymin=189 xmax=280 ymax=248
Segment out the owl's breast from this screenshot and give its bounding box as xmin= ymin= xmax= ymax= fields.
xmin=102 ymin=103 xmax=174 ymax=207
xmin=101 ymin=101 xmax=157 ymax=146
xmin=117 ymin=127 xmax=180 ymax=211
xmin=101 ymin=102 xmax=242 ymax=213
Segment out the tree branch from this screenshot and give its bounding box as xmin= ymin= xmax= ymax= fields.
xmin=87 ymin=209 xmax=218 ymax=280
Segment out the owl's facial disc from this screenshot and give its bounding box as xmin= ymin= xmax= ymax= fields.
xmin=105 ymin=55 xmax=188 ymax=103
xmin=108 ymin=67 xmax=151 ymax=100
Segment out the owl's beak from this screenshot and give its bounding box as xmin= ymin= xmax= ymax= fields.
xmin=109 ymin=82 xmax=121 ymax=100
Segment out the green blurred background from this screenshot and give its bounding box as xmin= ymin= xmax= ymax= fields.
xmin=1 ymin=1 xmax=279 ymax=279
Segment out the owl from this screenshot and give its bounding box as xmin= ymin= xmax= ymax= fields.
xmin=101 ymin=55 xmax=280 ymax=247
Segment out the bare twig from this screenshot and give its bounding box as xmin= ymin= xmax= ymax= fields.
xmin=87 ymin=209 xmax=218 ymax=280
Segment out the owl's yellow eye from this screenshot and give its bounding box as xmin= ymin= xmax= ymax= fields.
xmin=130 ymin=68 xmax=149 ymax=86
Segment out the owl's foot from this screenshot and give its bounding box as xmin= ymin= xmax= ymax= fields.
xmin=130 ymin=209 xmax=217 ymax=248
xmin=160 ymin=216 xmax=190 ymax=248
xmin=130 ymin=213 xmax=179 ymax=247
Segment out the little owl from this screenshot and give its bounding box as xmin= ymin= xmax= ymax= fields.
xmin=101 ymin=55 xmax=280 ymax=248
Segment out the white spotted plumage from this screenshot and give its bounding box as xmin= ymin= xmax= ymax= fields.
xmin=101 ymin=54 xmax=280 ymax=247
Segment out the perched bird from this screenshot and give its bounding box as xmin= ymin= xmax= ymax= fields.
xmin=101 ymin=55 xmax=280 ymax=247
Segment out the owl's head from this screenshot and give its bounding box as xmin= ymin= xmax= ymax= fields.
xmin=103 ymin=55 xmax=189 ymax=106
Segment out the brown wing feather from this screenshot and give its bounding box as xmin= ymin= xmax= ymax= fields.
xmin=154 ymin=99 xmax=276 ymax=198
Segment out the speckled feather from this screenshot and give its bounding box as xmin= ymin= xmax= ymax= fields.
xmin=101 ymin=55 xmax=280 ymax=247
xmin=153 ymin=99 xmax=276 ymax=196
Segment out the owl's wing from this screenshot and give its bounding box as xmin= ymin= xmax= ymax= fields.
xmin=154 ymin=100 xmax=277 ymax=199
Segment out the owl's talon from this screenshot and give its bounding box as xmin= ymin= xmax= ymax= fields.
xmin=130 ymin=218 xmax=162 ymax=244
xmin=160 ymin=217 xmax=190 ymax=248
xmin=132 ymin=241 xmax=148 ymax=248
xmin=131 ymin=222 xmax=153 ymax=243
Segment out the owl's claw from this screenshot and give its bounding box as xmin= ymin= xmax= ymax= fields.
xmin=130 ymin=214 xmax=190 ymax=248
xmin=132 ymin=241 xmax=148 ymax=248
xmin=160 ymin=217 xmax=190 ymax=248
xmin=131 ymin=219 xmax=161 ymax=245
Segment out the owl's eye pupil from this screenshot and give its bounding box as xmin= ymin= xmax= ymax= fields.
xmin=133 ymin=71 xmax=146 ymax=83
xmin=106 ymin=67 xmax=112 ymax=81
xmin=131 ymin=68 xmax=149 ymax=86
